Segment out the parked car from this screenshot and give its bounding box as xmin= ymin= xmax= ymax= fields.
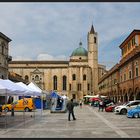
xmin=105 ymin=104 xmax=116 ymax=112
xmin=127 ymin=105 xmax=140 ymax=118
xmin=105 ymin=102 xmax=123 ymax=112
xmin=114 ymin=100 xmax=140 ymax=115
xmin=2 ymin=98 xmax=34 ymax=112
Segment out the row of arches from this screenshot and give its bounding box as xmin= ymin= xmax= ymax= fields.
xmin=107 ymin=87 xmax=140 ymax=103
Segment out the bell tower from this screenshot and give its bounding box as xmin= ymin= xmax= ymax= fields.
xmin=87 ymin=24 xmax=98 ymax=95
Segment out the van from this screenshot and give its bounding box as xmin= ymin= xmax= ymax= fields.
xmin=2 ymin=98 xmax=34 ymax=112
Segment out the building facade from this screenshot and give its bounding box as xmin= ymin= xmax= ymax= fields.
xmin=0 ymin=32 xmax=12 ymax=79
xmin=98 ymin=30 xmax=140 ymax=103
xmin=8 ymin=25 xmax=106 ymax=101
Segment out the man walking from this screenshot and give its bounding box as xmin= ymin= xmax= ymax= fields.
xmin=66 ymin=99 xmax=76 ymax=121
xmin=98 ymin=100 xmax=104 ymax=112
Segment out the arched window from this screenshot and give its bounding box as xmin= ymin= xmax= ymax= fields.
xmin=53 ymin=75 xmax=57 ymax=90
xmin=25 ymin=75 xmax=29 ymax=81
xmin=35 ymin=75 xmax=39 ymax=81
xmin=135 ymin=61 xmax=139 ymax=77
xmin=1 ymin=75 xmax=4 ymax=79
xmin=83 ymin=74 xmax=86 ymax=81
xmin=72 ymin=74 xmax=76 ymax=80
xmin=94 ymin=37 xmax=96 ymax=44
xmin=63 ymin=76 xmax=67 ymax=90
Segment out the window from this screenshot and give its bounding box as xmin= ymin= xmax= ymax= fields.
xmin=128 ymin=42 xmax=131 ymax=50
xmin=72 ymin=74 xmax=76 ymax=80
xmin=53 ymin=75 xmax=57 ymax=90
xmin=120 ymin=75 xmax=122 ymax=82
xmin=128 ymin=101 xmax=140 ymax=106
xmin=72 ymin=94 xmax=76 ymax=99
xmin=25 ymin=75 xmax=29 ymax=81
xmin=69 ymin=84 xmax=71 ymax=91
xmin=63 ymin=76 xmax=67 ymax=90
xmin=83 ymin=74 xmax=86 ymax=81
xmin=2 ymin=45 xmax=4 ymax=55
xmin=77 ymin=83 xmax=81 ymax=91
xmin=35 ymin=75 xmax=39 ymax=81
xmin=136 ymin=67 xmax=139 ymax=77
xmin=129 ymin=70 xmax=132 ymax=79
xmin=132 ymin=37 xmax=135 ymax=46
xmin=94 ymin=37 xmax=96 ymax=44
xmin=87 ymin=83 xmax=90 ymax=91
xmin=1 ymin=75 xmax=4 ymax=79
xmin=1 ymin=42 xmax=5 ymax=55
xmin=135 ymin=61 xmax=139 ymax=77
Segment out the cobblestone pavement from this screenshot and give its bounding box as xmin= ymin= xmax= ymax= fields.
xmin=0 ymin=105 xmax=140 ymax=138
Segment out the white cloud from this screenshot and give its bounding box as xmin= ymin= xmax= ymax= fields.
xmin=37 ymin=53 xmax=68 ymax=61
xmin=1 ymin=3 xmax=140 ymax=69
xmin=12 ymin=56 xmax=32 ymax=61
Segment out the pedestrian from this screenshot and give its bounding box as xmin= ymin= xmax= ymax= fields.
xmin=79 ymin=100 xmax=82 ymax=108
xmin=66 ymin=99 xmax=76 ymax=121
xmin=11 ymin=103 xmax=15 ymax=116
xmin=98 ymin=100 xmax=104 ymax=112
xmin=0 ymin=105 xmax=2 ymax=115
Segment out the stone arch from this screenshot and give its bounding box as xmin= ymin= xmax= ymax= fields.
xmin=135 ymin=87 xmax=140 ymax=100
xmin=123 ymin=89 xmax=128 ymax=102
xmin=128 ymin=88 xmax=134 ymax=101
xmin=110 ymin=90 xmax=114 ymax=101
xmin=119 ymin=89 xmax=123 ymax=102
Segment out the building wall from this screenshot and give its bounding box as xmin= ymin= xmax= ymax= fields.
xmin=0 ymin=33 xmax=11 ymax=79
xmin=8 ymin=25 xmax=106 ymax=101
xmin=99 ymin=30 xmax=140 ymax=103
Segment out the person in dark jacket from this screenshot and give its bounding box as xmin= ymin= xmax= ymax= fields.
xmin=66 ymin=99 xmax=76 ymax=121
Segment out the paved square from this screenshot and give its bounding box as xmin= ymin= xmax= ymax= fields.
xmin=0 ymin=105 xmax=140 ymax=138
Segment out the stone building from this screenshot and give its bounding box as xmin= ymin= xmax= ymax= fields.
xmin=8 ymin=25 xmax=106 ymax=101
xmin=0 ymin=32 xmax=12 ymax=79
xmin=98 ymin=29 xmax=140 ymax=103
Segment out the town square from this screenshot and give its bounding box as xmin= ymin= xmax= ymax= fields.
xmin=0 ymin=2 xmax=140 ymax=138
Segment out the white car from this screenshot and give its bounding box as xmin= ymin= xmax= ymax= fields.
xmin=114 ymin=100 xmax=140 ymax=115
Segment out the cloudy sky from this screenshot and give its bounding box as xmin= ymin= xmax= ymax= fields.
xmin=0 ymin=2 xmax=140 ymax=70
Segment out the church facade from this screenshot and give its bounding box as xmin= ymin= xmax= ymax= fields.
xmin=8 ymin=25 xmax=106 ymax=101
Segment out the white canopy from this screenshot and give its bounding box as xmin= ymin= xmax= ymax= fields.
xmin=61 ymin=95 xmax=68 ymax=99
xmin=16 ymin=82 xmax=41 ymax=96
xmin=28 ymin=82 xmax=42 ymax=94
xmin=0 ymin=79 xmax=29 ymax=96
xmin=84 ymin=95 xmax=96 ymax=98
xmin=84 ymin=95 xmax=107 ymax=98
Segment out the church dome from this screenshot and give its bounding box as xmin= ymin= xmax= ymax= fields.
xmin=71 ymin=42 xmax=88 ymax=57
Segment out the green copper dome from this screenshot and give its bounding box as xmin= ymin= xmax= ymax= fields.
xmin=71 ymin=42 xmax=88 ymax=57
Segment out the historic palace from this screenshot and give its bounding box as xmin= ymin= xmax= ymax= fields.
xmin=98 ymin=30 xmax=140 ymax=103
xmin=8 ymin=25 xmax=106 ymax=101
